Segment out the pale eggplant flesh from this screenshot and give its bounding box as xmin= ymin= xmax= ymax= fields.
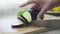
xmin=11 ymin=7 xmax=44 ymax=28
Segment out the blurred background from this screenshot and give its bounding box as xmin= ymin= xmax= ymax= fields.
xmin=0 ymin=0 xmax=27 ymax=11
xmin=0 ymin=0 xmax=28 ymax=17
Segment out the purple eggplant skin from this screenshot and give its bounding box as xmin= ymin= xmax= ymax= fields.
xmin=29 ymin=9 xmax=44 ymax=20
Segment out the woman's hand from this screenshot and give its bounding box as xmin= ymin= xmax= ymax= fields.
xmin=20 ymin=0 xmax=60 ymax=20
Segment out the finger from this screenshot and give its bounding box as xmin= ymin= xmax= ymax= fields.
xmin=39 ymin=1 xmax=53 ymax=14
xmin=37 ymin=2 xmax=52 ymax=20
xmin=34 ymin=3 xmax=40 ymax=9
xmin=37 ymin=15 xmax=42 ymax=21
xmin=31 ymin=3 xmax=41 ymax=10
xmin=38 ymin=5 xmax=42 ymax=10
xmin=20 ymin=1 xmax=35 ymax=7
